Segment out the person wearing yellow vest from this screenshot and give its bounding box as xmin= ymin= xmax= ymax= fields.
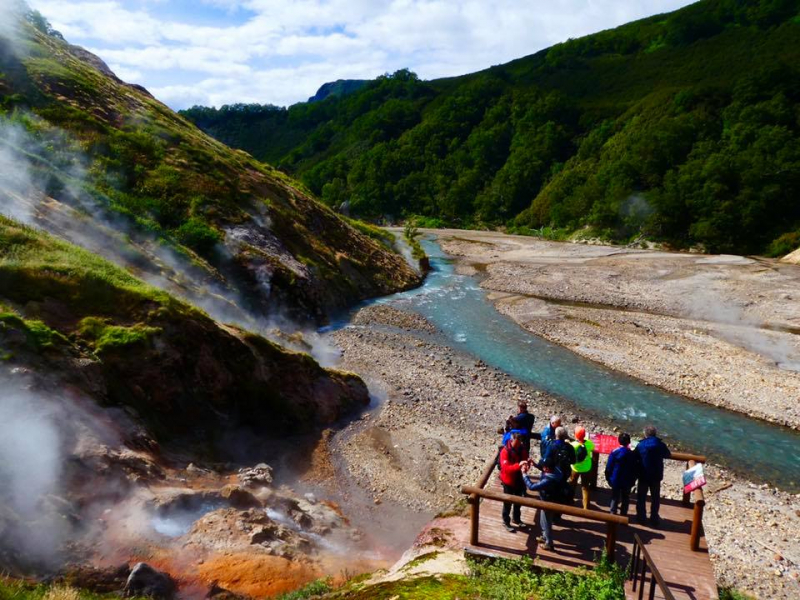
xmin=569 ymin=426 xmax=594 ymax=510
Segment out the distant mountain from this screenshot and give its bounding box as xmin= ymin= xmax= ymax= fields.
xmin=308 ymin=79 xmax=369 ymax=103
xmin=183 ymin=0 xmax=800 ymax=255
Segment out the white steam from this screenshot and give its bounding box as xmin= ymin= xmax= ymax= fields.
xmin=0 ymin=121 xmax=39 ymax=224
xmin=0 ymin=1 xmax=24 ymax=48
xmin=0 ymin=386 xmax=61 ymax=520
xmin=0 ymin=372 xmax=71 ymax=570
xmin=392 ymin=234 xmax=420 ymax=274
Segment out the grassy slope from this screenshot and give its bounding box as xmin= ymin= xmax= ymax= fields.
xmin=0 ymin=12 xmax=419 ymax=321
xmin=0 ymin=215 xmax=368 ymax=445
xmin=182 ymin=0 xmax=800 ymax=254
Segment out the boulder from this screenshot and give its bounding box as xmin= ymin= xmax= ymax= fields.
xmin=124 ymin=563 xmax=175 ymax=599
xmin=237 ymin=464 xmax=273 ymax=488
xmin=781 ymin=247 xmax=800 ymax=264
xmin=60 ymin=564 xmax=131 ymax=594
xmin=220 ymin=485 xmax=262 ymax=509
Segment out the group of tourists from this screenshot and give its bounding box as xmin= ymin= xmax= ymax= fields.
xmin=498 ymin=401 xmax=671 ymax=551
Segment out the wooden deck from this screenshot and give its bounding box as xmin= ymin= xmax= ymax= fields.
xmin=465 ymin=478 xmax=717 ymax=600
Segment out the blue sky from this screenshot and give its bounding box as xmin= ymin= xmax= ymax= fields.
xmin=29 ymin=0 xmax=698 ymax=110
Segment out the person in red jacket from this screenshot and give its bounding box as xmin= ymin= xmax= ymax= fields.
xmin=499 ymin=432 xmax=529 ymax=532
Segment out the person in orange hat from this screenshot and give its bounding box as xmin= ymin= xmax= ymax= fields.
xmin=569 ymin=425 xmax=595 ymax=510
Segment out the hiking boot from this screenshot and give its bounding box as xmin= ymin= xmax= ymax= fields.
xmin=512 ymin=519 xmax=524 ymax=526
xmin=503 ymin=522 xmax=515 ymax=533
xmin=536 ymin=537 xmax=555 ymax=551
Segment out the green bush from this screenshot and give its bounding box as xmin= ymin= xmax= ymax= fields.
xmin=467 ymin=554 xmax=625 ymax=600
xmin=76 ymin=317 xmax=160 ymax=353
xmin=0 ymin=312 xmax=67 ymax=350
xmin=718 ymin=588 xmax=756 ymax=600
xmin=767 ymin=231 xmax=800 ymax=257
xmin=174 ymin=217 xmax=221 ymax=253
xmin=275 ymin=579 xmax=333 ymax=600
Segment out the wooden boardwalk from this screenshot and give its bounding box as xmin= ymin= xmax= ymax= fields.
xmin=465 ymin=478 xmax=717 ymax=600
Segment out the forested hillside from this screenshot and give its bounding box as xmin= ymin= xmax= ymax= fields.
xmin=183 ymin=0 xmax=800 ymax=254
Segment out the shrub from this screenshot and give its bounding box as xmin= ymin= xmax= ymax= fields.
xmin=274 ymin=579 xmax=332 ymax=600
xmin=766 ymin=231 xmax=800 ymax=258
xmin=174 ymin=218 xmax=221 ymax=253
xmin=76 ymin=317 xmax=160 ymax=353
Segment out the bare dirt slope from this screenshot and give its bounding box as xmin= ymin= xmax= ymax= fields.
xmin=436 ymin=230 xmax=800 ymax=430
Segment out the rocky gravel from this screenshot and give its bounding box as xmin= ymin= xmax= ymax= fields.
xmin=330 ymin=302 xmax=800 ymax=599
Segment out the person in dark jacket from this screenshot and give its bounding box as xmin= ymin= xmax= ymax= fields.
xmin=605 ymin=432 xmax=636 ymax=516
xmin=634 ymin=425 xmax=671 ymax=526
xmin=538 ymin=426 xmax=575 ymax=476
xmin=539 ymin=415 xmax=561 ymax=458
xmin=521 ymin=461 xmax=566 ymax=551
xmin=512 ymin=401 xmax=535 ymax=450
xmin=499 ymin=432 xmax=529 ymax=531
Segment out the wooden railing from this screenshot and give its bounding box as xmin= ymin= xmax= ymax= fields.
xmin=591 ymin=448 xmax=707 ymax=551
xmin=477 ymin=445 xmax=708 ymax=554
xmin=630 ymin=533 xmax=677 ymax=600
xmin=461 ymin=450 xmax=629 ymax=560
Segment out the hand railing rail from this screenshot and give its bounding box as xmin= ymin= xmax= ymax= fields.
xmin=630 ymin=533 xmax=678 ymax=600
xmin=461 ymin=481 xmax=629 ymax=560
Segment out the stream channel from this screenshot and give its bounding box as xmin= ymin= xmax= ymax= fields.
xmin=330 ymin=236 xmax=800 ymax=492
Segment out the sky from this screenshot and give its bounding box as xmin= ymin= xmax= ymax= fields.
xmin=28 ymin=0 xmax=698 ymax=110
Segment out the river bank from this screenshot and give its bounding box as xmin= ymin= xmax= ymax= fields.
xmin=329 ymin=302 xmax=800 ymax=599
xmin=435 ymin=230 xmax=800 ymax=431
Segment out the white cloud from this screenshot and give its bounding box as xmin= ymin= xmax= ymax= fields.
xmin=28 ymin=0 xmax=698 ymax=109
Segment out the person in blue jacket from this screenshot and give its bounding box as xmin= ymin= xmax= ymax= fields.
xmin=605 ymin=433 xmax=636 ymax=516
xmin=539 ymin=415 xmax=561 ymax=458
xmin=501 ymin=417 xmax=527 ymax=446
xmin=633 ymin=425 xmax=671 ymax=527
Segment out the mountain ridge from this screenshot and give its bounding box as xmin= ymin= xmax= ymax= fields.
xmin=182 ymin=0 xmax=800 ymax=255
xmin=308 ymin=79 xmax=368 ymax=103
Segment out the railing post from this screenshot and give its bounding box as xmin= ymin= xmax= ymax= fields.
xmin=690 ymin=498 xmax=705 ymax=551
xmin=470 ymin=493 xmax=480 ymax=546
xmin=638 ymin=558 xmax=646 ymax=600
xmin=682 ymin=461 xmax=691 ymax=506
xmin=606 ymin=522 xmax=617 ymax=561
xmin=649 ymin=573 xmax=656 ymax=600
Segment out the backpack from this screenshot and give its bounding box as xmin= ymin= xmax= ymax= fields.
xmin=575 ymin=443 xmax=588 ymax=465
xmin=553 ymin=442 xmax=574 ymax=477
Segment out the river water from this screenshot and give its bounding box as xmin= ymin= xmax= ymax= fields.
xmin=334 ymin=236 xmax=800 ymax=491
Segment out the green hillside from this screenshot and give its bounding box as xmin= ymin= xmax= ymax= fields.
xmin=183 ymin=0 xmax=800 ymax=254
xmin=0 ymin=214 xmax=369 ymax=445
xmin=0 ymin=6 xmax=420 ymax=324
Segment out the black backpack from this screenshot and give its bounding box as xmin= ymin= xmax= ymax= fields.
xmin=575 ymin=443 xmax=588 ymax=465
